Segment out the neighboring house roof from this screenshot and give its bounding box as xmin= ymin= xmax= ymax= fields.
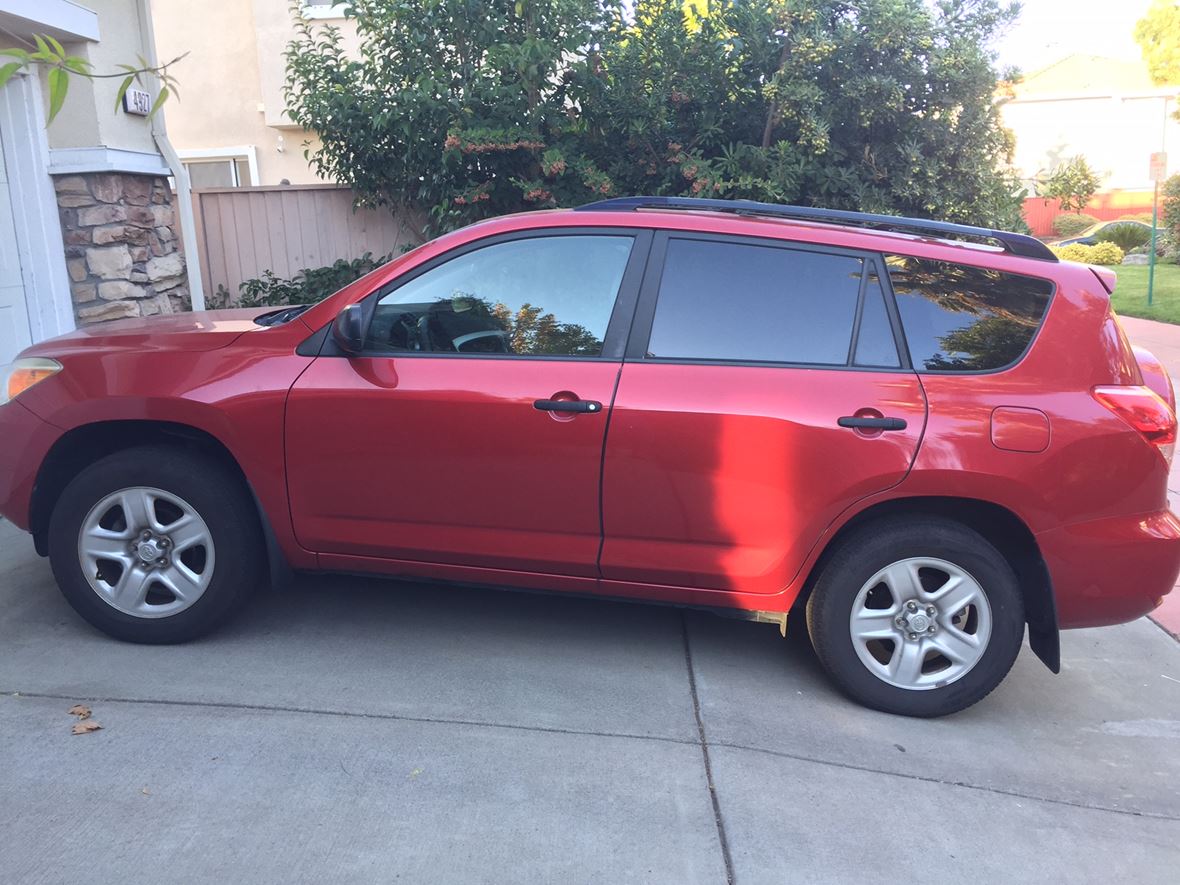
xmin=1010 ymin=54 xmax=1174 ymax=100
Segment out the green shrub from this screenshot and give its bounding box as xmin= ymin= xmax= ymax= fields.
xmin=1118 ymin=212 xmax=1155 ymax=224
xmin=1051 ymin=242 xmax=1125 ymax=265
xmin=1052 ymin=213 xmax=1099 ymax=237
xmin=1095 ymin=222 xmax=1152 ymax=251
xmin=226 ymin=252 xmax=394 ymax=308
xmin=1162 ymin=173 xmax=1180 ymax=235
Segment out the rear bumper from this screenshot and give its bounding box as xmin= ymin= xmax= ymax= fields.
xmin=1038 ymin=508 xmax=1180 ymax=629
xmin=0 ymin=400 xmax=58 ymax=531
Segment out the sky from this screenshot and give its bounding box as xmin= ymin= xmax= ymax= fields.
xmin=993 ymin=0 xmax=1155 ymax=71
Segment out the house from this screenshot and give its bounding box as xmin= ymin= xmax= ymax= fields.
xmin=149 ymin=0 xmax=351 ymax=187
xmin=0 ymin=0 xmax=202 ymax=365
xmin=1001 ymin=54 xmax=1179 ymax=234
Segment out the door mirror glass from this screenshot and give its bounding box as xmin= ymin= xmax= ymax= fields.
xmin=332 ymin=304 xmax=365 ymax=355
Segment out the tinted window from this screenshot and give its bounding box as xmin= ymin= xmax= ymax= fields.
xmin=854 ymin=270 xmax=900 ymax=368
xmin=648 ymin=240 xmax=863 ymax=364
xmin=368 ymin=235 xmax=633 ymax=356
xmin=886 ymin=256 xmax=1053 ymax=372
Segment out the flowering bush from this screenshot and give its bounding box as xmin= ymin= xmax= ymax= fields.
xmin=1050 ymin=242 xmax=1125 ymax=265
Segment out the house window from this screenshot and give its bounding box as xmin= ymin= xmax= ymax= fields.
xmin=184 ymin=159 xmax=252 ymax=189
xmin=179 ymin=148 xmax=258 ymax=189
xmin=302 ymin=1 xmax=350 ymax=18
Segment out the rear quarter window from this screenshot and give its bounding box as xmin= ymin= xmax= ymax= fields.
xmin=885 ymin=256 xmax=1054 ymax=372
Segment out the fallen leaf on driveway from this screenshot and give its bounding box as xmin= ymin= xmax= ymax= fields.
xmin=71 ymin=721 xmax=102 ymax=735
xmin=68 ymin=704 xmax=91 ymax=720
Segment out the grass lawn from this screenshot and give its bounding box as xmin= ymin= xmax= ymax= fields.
xmin=1109 ymin=264 xmax=1180 ymax=325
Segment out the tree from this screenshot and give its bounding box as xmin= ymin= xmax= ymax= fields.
xmin=284 ymin=0 xmax=616 ymax=234
xmin=285 ymin=0 xmax=1028 ymax=238
xmin=1038 ymin=156 xmax=1100 ymax=213
xmin=1135 ymin=0 xmax=1180 ymax=86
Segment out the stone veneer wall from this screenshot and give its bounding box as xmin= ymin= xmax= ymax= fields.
xmin=53 ymin=173 xmax=190 ymax=324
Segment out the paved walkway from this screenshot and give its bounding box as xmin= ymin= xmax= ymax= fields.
xmin=1 ymin=517 xmax=1177 ymax=883
xmin=1117 ymin=314 xmax=1180 ymax=638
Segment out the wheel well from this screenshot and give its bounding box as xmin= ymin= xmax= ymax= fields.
xmin=798 ymin=496 xmax=1060 ymax=672
xmin=29 ymin=421 xmax=276 ymax=580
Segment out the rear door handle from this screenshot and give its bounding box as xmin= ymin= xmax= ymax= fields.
xmin=837 ymin=416 xmax=907 ymax=431
xmin=534 ymin=399 xmax=603 ymax=414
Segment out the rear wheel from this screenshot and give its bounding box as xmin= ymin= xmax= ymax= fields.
xmin=805 ymin=518 xmax=1024 ymax=717
xmin=48 ymin=446 xmax=263 ymax=643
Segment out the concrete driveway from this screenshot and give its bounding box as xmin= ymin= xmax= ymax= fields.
xmin=2 ymin=509 xmax=1178 ymax=883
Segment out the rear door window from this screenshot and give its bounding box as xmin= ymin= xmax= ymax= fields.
xmin=885 ymin=256 xmax=1054 ymax=372
xmin=646 ymin=239 xmax=876 ymax=366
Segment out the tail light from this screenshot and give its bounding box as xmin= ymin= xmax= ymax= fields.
xmin=1092 ymin=385 xmax=1177 ymax=465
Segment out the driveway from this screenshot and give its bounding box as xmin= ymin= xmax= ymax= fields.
xmin=2 ymin=508 xmax=1178 ymax=883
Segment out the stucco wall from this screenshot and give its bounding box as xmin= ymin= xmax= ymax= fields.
xmin=1002 ymin=94 xmax=1180 ymax=192
xmin=43 ymin=0 xmax=159 ymax=154
xmin=150 ymin=0 xmax=347 ymax=185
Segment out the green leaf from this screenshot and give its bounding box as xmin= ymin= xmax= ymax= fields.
xmin=63 ymin=56 xmax=91 ymax=75
xmin=0 ymin=49 xmax=29 ymax=61
xmin=32 ymin=35 xmax=55 ymax=61
xmin=114 ymin=73 xmax=134 ymax=112
xmin=0 ymin=61 xmax=22 ymax=90
xmin=149 ymin=85 xmax=169 ymax=117
xmin=46 ymin=66 xmax=67 ymax=123
xmin=45 ymin=35 xmax=66 ymax=58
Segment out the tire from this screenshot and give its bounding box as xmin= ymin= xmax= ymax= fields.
xmin=805 ymin=517 xmax=1024 ymax=717
xmin=48 ymin=445 xmax=263 ymax=643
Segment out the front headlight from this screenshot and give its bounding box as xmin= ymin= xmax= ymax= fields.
xmin=0 ymin=358 xmax=62 ymax=405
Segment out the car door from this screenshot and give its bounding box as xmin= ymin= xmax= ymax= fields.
xmin=599 ymin=232 xmax=928 ymax=595
xmin=286 ymin=229 xmax=650 ymax=577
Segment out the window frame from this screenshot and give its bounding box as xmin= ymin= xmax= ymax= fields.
xmin=319 ymin=227 xmax=653 ymax=362
xmin=626 ymin=231 xmax=911 ymax=371
xmin=178 ymin=146 xmax=259 ymax=189
xmin=879 ymin=253 xmax=1058 ymax=376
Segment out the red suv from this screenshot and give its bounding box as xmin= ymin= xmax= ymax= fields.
xmin=3 ymin=197 xmax=1177 ymax=717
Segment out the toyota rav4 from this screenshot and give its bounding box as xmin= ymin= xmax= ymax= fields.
xmin=2 ymin=197 xmax=1177 ymax=717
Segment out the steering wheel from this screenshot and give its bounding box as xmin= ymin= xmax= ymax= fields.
xmin=452 ymin=330 xmax=511 ymax=353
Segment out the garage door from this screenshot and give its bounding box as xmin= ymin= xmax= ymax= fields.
xmin=0 ymin=119 xmax=31 ymax=365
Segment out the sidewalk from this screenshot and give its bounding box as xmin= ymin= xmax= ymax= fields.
xmin=1118 ymin=314 xmax=1180 ymax=639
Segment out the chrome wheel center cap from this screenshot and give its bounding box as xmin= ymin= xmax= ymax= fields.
xmin=907 ymin=612 xmax=931 ymax=633
xmin=136 ymin=539 xmax=164 ymax=564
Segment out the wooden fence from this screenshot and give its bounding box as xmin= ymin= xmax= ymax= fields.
xmin=190 ymin=184 xmax=415 ymax=301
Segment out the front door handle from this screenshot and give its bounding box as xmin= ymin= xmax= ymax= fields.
xmin=838 ymin=416 xmax=907 ymax=431
xmin=534 ymin=399 xmax=603 ymax=414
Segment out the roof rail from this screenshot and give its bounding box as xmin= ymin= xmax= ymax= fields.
xmin=573 ymin=196 xmax=1057 ymax=262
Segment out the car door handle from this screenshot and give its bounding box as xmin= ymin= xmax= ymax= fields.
xmin=534 ymin=399 xmax=603 ymax=414
xmin=837 ymin=416 xmax=907 ymax=431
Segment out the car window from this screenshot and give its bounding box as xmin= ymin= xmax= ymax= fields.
xmin=885 ymin=255 xmax=1053 ymax=372
xmin=854 ymin=270 xmax=901 ymax=368
xmin=367 ymin=235 xmax=634 ymax=356
xmin=647 ymin=239 xmax=863 ymax=365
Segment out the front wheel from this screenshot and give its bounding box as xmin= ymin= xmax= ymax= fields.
xmin=805 ymin=518 xmax=1024 ymax=717
xmin=48 ymin=446 xmax=263 ymax=643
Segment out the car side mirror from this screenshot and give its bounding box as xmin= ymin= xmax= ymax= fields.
xmin=332 ymin=304 xmax=365 ymax=355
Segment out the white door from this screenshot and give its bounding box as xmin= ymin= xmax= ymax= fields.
xmin=0 ymin=118 xmax=31 ymax=365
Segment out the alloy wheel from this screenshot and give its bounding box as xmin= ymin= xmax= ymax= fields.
xmin=77 ymin=486 xmax=216 ymax=618
xmin=848 ymin=557 xmax=992 ymax=690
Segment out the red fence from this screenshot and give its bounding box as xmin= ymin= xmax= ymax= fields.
xmin=1023 ymin=191 xmax=1156 ymax=238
